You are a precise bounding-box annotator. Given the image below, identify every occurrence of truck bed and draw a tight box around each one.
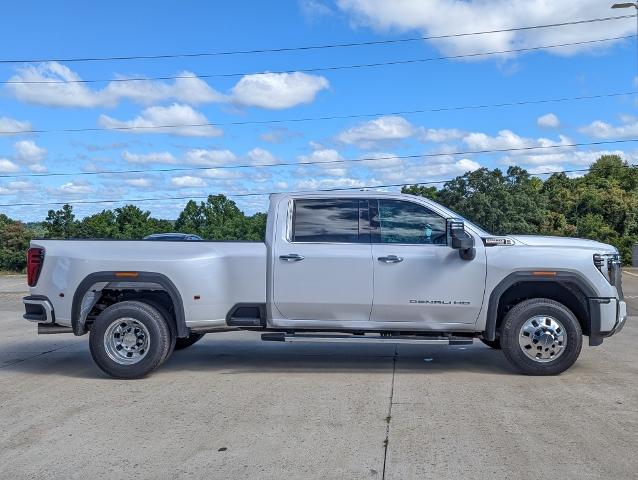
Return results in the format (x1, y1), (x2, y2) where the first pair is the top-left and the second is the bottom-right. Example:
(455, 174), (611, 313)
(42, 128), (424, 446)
(28, 240), (267, 329)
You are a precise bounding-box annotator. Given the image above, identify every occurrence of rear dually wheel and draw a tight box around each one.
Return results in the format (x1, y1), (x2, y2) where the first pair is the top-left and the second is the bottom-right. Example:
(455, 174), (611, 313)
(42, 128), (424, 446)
(89, 301), (172, 379)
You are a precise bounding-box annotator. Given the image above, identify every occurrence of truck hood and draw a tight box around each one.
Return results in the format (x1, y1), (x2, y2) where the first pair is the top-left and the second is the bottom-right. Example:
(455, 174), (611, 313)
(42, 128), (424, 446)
(508, 235), (617, 253)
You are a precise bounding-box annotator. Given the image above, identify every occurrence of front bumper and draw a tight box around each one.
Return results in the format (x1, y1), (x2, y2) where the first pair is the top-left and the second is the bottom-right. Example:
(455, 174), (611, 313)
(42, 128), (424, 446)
(588, 298), (627, 346)
(23, 295), (55, 323)
(609, 300), (627, 336)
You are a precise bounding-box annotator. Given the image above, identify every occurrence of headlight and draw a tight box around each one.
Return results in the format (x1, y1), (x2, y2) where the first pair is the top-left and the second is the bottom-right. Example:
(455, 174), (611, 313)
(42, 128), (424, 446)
(593, 253), (621, 286)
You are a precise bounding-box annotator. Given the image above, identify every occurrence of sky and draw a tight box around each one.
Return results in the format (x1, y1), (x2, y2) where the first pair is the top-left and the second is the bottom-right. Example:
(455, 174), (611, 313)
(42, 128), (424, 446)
(1, 0), (638, 221)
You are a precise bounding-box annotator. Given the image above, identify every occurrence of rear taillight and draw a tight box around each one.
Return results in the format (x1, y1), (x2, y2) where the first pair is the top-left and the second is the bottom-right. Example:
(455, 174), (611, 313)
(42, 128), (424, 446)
(27, 247), (44, 287)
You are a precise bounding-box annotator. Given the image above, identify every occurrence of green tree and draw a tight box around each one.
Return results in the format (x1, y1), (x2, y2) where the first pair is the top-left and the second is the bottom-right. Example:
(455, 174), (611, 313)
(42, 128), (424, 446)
(77, 210), (119, 238)
(0, 221), (32, 271)
(44, 204), (77, 239)
(405, 166), (548, 235)
(114, 205), (154, 239)
(174, 200), (205, 236)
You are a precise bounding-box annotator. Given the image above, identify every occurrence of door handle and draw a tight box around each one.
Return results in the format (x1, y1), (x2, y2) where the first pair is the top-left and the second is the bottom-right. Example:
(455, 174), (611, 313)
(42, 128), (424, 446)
(378, 255), (403, 264)
(279, 253), (305, 262)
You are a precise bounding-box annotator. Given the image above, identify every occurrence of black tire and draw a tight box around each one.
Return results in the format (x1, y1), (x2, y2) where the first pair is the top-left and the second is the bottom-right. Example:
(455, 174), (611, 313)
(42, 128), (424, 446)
(174, 332), (205, 350)
(139, 300), (177, 362)
(480, 337), (501, 349)
(500, 298), (582, 375)
(89, 301), (172, 379)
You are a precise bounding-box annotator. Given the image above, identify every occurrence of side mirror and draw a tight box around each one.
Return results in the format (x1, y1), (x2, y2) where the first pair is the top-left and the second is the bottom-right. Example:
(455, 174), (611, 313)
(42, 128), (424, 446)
(448, 219), (476, 261)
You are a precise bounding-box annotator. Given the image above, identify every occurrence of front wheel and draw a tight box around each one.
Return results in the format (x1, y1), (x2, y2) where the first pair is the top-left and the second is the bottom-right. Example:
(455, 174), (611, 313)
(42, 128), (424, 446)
(89, 301), (173, 379)
(500, 298), (582, 375)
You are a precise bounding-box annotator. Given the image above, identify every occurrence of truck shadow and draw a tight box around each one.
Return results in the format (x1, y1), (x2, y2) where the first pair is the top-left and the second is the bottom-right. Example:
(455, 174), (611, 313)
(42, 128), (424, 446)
(0, 336), (516, 378)
(163, 340), (516, 376)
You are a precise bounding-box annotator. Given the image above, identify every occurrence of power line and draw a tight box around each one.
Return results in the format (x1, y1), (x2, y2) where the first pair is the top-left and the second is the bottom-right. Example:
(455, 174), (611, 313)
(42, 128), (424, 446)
(4, 35), (633, 85)
(2, 164), (635, 209)
(1, 90), (635, 136)
(0, 14), (633, 64)
(2, 138), (638, 180)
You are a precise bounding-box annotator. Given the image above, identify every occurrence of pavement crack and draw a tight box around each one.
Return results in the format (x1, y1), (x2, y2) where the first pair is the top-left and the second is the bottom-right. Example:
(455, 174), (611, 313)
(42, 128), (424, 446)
(382, 345), (398, 480)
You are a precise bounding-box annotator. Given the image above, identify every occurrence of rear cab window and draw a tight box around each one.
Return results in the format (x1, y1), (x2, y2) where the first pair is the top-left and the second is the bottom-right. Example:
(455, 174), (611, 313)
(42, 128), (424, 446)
(291, 199), (369, 243)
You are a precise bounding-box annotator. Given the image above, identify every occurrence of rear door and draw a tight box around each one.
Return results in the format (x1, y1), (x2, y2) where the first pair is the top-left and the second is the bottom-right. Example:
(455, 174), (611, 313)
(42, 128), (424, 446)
(272, 198), (374, 321)
(370, 199), (486, 326)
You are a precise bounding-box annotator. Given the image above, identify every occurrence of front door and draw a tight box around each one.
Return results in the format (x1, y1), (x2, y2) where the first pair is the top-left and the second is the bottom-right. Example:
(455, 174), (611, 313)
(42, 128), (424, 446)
(272, 198), (373, 321)
(370, 199), (486, 326)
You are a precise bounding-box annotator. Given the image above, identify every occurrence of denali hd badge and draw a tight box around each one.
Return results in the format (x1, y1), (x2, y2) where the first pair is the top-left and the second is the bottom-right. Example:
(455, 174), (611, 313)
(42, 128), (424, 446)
(483, 237), (514, 246)
(410, 300), (471, 305)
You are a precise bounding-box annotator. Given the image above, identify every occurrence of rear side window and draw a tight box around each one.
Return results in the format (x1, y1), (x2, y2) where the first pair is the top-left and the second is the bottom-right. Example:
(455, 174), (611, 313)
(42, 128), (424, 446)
(376, 199), (447, 245)
(293, 199), (365, 243)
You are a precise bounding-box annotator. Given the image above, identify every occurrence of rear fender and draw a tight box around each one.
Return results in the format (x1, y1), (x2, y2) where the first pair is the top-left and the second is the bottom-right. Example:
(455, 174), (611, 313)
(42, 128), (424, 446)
(71, 271), (186, 337)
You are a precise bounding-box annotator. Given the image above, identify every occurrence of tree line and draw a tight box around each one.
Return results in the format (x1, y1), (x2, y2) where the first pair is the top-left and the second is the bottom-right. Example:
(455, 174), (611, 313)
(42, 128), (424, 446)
(0, 155), (636, 272)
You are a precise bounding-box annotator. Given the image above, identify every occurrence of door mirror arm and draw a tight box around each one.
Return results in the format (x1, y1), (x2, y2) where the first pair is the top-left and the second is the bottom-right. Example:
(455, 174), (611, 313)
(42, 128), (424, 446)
(448, 219), (476, 261)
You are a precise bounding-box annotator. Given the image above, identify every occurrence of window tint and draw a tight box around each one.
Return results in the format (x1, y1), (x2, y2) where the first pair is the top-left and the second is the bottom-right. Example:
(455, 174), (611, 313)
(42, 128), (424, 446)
(377, 200), (447, 245)
(293, 199), (362, 243)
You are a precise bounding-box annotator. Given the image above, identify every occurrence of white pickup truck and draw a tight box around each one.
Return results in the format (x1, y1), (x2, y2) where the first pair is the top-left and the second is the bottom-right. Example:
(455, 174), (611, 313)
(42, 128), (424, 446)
(23, 191), (627, 378)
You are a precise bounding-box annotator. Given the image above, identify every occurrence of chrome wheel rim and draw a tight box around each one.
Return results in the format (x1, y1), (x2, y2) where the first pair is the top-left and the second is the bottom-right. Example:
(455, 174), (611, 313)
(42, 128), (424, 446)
(104, 318), (150, 365)
(519, 315), (566, 363)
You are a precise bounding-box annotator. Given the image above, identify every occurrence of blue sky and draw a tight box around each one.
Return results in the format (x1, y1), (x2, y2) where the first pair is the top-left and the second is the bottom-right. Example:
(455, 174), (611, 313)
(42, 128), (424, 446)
(1, 0), (637, 221)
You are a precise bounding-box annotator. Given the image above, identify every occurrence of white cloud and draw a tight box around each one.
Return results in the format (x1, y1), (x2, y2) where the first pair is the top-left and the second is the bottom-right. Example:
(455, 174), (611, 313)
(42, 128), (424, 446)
(201, 169), (243, 179)
(463, 129), (572, 152)
(580, 119), (638, 139)
(103, 72), (225, 106)
(0, 117), (32, 136)
(337, 0), (634, 58)
(13, 140), (48, 171)
(380, 158), (481, 182)
(184, 149), (236, 167)
(28, 163), (48, 173)
(171, 175), (207, 188)
(298, 148), (343, 165)
(6, 62), (225, 108)
(246, 147), (279, 165)
(505, 149), (637, 168)
(299, 0), (334, 20)
(125, 178), (153, 188)
(359, 152), (405, 169)
(296, 177), (370, 190)
(59, 181), (93, 194)
(537, 113), (560, 128)
(0, 180), (37, 195)
(232, 72), (329, 109)
(421, 128), (465, 143)
(122, 151), (177, 164)
(99, 104), (222, 137)
(259, 128), (302, 144)
(14, 140), (46, 163)
(337, 115), (416, 147)
(0, 159), (20, 173)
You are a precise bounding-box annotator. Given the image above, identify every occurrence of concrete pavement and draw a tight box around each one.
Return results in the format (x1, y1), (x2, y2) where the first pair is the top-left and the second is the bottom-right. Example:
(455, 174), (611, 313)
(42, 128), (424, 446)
(1, 274), (636, 479)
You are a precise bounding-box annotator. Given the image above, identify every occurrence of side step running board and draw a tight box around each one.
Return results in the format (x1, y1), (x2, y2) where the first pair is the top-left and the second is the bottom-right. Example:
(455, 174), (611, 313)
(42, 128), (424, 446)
(261, 333), (473, 345)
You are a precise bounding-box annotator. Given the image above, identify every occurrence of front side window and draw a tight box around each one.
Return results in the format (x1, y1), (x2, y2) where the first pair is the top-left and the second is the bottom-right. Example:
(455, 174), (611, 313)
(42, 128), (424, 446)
(376, 199), (447, 245)
(292, 199), (363, 243)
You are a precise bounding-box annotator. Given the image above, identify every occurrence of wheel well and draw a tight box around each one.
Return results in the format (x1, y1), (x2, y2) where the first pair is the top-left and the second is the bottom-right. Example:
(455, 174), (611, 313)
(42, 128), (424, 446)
(494, 281), (590, 337)
(85, 288), (177, 334)
(72, 271), (187, 337)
